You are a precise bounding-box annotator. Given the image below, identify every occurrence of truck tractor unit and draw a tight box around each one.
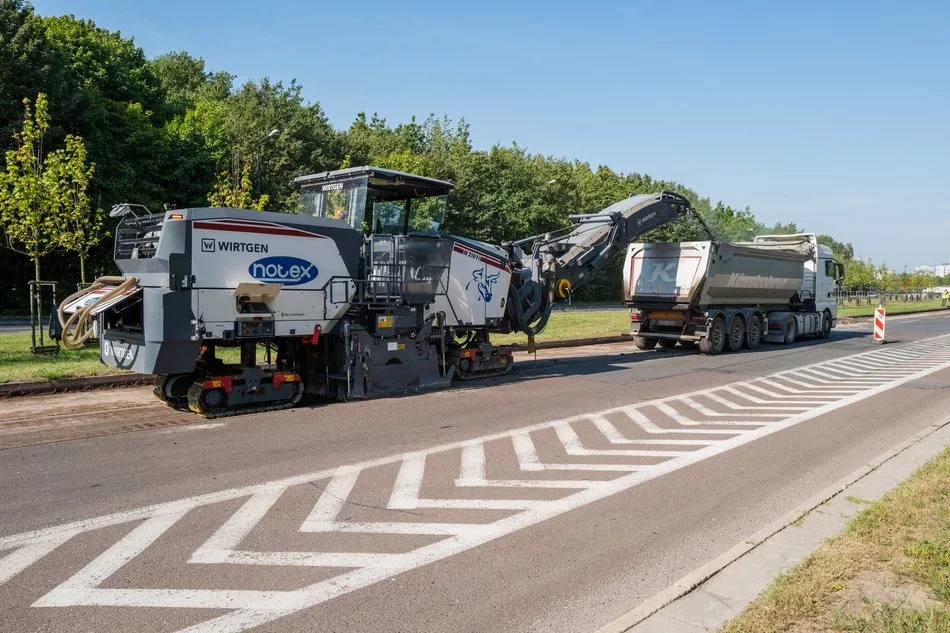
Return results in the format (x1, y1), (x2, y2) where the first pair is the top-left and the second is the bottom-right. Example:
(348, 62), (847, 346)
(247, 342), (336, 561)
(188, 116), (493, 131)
(624, 234), (844, 354)
(63, 166), (694, 417)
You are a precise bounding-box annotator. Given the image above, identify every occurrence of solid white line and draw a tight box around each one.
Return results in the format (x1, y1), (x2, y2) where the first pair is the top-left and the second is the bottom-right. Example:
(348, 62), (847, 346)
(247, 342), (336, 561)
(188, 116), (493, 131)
(739, 383), (839, 401)
(177, 343), (950, 632)
(388, 454), (426, 510)
(554, 423), (688, 457)
(621, 407), (743, 435)
(512, 432), (641, 472)
(35, 510), (189, 607)
(458, 443), (486, 482)
(655, 402), (769, 427)
(300, 521), (479, 536)
(223, 550), (405, 568)
(587, 414), (715, 446)
(702, 391), (811, 410)
(0, 532), (79, 585)
(455, 442), (601, 488)
(191, 487), (286, 564)
(9, 335), (950, 632)
(299, 467), (361, 532)
(678, 395), (797, 416)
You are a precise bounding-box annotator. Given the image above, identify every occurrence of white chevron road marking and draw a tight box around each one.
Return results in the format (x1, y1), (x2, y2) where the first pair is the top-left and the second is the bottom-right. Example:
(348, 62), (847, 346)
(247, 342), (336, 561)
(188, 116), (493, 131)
(3, 334), (950, 633)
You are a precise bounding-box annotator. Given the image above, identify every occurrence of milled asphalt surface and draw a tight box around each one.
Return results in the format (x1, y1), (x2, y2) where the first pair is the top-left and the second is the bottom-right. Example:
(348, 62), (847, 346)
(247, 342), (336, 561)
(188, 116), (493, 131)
(0, 312), (949, 633)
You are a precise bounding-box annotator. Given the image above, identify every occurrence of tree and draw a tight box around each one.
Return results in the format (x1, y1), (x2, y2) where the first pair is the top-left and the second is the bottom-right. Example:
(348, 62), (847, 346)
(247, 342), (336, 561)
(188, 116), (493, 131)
(0, 94), (62, 282)
(0, 0), (63, 147)
(878, 262), (894, 294)
(817, 234), (855, 262)
(48, 134), (104, 283)
(207, 157), (269, 210)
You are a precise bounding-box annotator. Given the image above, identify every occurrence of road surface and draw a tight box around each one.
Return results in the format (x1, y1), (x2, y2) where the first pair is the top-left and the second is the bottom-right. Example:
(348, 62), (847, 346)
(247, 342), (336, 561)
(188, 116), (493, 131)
(1, 312), (949, 633)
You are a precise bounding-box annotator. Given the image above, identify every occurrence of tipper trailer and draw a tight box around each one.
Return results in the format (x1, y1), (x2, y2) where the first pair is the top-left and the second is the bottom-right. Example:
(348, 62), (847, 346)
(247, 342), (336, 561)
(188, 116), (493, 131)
(624, 234), (844, 354)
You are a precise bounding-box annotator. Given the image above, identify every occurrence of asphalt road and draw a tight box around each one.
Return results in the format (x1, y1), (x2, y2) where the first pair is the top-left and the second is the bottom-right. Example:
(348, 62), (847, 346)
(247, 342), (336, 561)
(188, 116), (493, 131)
(2, 312), (950, 633)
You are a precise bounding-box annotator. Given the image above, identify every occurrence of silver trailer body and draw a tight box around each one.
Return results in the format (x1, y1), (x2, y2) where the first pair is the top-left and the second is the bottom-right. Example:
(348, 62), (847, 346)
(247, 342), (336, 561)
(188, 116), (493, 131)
(624, 234), (841, 355)
(623, 239), (812, 308)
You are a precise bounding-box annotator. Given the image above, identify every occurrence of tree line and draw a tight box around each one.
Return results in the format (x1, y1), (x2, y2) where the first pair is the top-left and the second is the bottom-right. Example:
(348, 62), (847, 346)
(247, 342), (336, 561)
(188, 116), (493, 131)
(1, 0), (898, 313)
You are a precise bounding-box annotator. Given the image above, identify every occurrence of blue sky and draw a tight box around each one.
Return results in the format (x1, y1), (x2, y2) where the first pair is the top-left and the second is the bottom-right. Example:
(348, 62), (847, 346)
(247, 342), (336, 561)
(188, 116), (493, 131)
(35, 1), (950, 268)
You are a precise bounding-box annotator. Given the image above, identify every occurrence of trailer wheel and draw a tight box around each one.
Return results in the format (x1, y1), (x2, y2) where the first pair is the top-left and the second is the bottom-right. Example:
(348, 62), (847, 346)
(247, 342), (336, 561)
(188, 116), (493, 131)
(783, 317), (798, 345)
(745, 315), (763, 350)
(658, 338), (678, 349)
(699, 317), (726, 355)
(727, 316), (745, 352)
(817, 310), (832, 339)
(633, 336), (658, 350)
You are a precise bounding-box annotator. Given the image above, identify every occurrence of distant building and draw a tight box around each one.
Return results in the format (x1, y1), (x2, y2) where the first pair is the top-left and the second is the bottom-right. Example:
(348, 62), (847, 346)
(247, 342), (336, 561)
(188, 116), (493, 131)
(936, 264), (950, 277)
(915, 265), (936, 274)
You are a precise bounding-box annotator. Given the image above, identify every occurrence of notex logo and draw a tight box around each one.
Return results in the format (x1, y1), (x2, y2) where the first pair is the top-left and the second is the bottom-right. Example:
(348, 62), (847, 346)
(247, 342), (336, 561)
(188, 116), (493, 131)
(248, 256), (317, 286)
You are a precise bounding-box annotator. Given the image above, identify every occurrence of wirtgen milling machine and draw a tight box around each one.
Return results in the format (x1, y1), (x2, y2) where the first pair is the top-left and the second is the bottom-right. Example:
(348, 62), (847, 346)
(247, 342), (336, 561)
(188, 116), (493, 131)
(61, 167), (691, 416)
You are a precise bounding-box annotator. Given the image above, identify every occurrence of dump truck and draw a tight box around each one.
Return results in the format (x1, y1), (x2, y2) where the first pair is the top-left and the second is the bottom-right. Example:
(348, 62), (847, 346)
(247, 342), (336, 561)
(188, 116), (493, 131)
(623, 234), (843, 354)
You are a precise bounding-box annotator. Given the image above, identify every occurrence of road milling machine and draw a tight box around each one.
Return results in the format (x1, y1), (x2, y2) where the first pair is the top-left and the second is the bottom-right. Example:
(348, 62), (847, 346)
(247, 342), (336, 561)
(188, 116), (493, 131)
(60, 167), (692, 417)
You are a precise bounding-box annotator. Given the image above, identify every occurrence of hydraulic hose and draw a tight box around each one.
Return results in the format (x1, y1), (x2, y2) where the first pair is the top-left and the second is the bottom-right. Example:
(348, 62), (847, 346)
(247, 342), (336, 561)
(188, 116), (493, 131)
(57, 276), (139, 350)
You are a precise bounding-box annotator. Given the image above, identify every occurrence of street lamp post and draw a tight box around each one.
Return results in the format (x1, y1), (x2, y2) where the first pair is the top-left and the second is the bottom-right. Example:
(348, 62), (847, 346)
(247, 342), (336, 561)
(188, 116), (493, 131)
(256, 128), (280, 203)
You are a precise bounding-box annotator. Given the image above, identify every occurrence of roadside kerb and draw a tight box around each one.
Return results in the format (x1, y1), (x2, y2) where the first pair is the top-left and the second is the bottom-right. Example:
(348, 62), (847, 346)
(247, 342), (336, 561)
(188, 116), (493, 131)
(594, 416), (950, 633)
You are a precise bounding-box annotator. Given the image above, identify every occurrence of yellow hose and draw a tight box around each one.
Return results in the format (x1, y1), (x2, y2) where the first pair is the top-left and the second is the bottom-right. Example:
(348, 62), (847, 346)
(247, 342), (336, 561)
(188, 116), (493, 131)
(58, 276), (139, 350)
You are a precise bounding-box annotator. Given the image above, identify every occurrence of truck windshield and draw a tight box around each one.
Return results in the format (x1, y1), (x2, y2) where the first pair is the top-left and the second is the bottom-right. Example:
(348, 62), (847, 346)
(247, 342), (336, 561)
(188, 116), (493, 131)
(299, 175), (368, 230)
(372, 195), (447, 235)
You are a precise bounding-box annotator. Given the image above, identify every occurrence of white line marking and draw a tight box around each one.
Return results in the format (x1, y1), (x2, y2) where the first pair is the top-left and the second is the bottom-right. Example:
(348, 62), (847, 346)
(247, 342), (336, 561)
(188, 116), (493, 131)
(35, 510), (190, 608)
(554, 423), (688, 457)
(5, 335), (950, 632)
(587, 414), (715, 446)
(299, 467), (361, 531)
(0, 532), (79, 585)
(190, 487), (286, 564)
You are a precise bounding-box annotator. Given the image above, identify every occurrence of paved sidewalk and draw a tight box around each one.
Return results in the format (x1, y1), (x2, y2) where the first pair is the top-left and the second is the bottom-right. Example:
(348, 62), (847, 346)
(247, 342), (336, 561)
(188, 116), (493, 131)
(597, 418), (950, 633)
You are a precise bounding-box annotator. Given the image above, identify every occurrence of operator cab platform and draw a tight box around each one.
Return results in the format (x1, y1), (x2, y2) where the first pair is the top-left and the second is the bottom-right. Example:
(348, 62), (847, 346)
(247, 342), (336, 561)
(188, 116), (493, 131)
(296, 166), (456, 305)
(295, 166), (454, 235)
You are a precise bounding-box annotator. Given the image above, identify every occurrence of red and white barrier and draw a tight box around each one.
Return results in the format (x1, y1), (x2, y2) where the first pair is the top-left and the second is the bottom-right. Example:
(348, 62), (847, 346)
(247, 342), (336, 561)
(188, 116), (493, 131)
(873, 306), (886, 343)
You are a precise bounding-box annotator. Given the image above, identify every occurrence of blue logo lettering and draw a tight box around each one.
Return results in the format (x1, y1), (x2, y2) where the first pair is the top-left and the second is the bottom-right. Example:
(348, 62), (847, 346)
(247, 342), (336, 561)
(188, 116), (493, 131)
(248, 256), (318, 286)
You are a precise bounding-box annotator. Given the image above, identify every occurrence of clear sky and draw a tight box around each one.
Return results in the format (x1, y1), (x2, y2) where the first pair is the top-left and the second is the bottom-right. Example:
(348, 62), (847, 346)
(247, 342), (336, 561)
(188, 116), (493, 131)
(34, 0), (950, 268)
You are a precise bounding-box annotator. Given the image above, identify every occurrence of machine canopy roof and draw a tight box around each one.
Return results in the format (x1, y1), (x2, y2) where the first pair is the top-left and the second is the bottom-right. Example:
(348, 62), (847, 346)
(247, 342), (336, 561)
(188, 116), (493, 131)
(294, 166), (455, 201)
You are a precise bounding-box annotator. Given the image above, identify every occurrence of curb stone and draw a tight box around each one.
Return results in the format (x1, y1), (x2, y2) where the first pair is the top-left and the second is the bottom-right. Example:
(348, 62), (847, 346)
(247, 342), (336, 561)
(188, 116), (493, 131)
(0, 373), (156, 397)
(594, 417), (950, 633)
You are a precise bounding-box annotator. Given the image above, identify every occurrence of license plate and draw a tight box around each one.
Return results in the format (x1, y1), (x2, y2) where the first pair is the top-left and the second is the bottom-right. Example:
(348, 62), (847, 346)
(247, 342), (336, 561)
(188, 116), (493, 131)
(656, 319), (681, 326)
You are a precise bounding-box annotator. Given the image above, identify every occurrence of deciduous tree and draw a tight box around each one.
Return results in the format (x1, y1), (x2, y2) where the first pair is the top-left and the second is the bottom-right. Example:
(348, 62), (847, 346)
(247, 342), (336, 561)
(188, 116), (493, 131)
(0, 94), (61, 282)
(48, 134), (104, 283)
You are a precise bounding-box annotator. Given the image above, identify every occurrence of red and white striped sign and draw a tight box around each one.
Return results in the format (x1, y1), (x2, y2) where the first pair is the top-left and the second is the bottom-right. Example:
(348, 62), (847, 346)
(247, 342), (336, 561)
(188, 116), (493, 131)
(873, 306), (886, 343)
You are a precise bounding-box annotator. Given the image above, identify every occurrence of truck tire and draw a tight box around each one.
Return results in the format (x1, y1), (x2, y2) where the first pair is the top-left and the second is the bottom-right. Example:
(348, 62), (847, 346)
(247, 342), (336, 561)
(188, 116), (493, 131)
(633, 336), (658, 350)
(727, 316), (745, 352)
(783, 317), (798, 345)
(817, 310), (832, 339)
(658, 338), (678, 349)
(699, 317), (726, 355)
(745, 314), (763, 350)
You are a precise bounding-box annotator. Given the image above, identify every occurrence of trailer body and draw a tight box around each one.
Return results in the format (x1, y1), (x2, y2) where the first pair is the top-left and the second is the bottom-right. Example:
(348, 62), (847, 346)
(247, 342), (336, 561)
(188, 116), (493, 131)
(623, 234), (842, 354)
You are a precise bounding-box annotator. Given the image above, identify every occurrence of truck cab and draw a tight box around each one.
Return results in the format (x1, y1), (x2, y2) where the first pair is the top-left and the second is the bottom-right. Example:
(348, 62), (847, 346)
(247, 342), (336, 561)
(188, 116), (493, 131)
(753, 234), (843, 328)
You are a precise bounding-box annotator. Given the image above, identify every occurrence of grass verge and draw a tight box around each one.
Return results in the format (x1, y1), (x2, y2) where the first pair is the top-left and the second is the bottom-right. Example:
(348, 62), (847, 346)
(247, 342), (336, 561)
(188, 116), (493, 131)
(0, 332), (128, 383)
(490, 309), (631, 346)
(838, 299), (946, 318)
(720, 446), (950, 633)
